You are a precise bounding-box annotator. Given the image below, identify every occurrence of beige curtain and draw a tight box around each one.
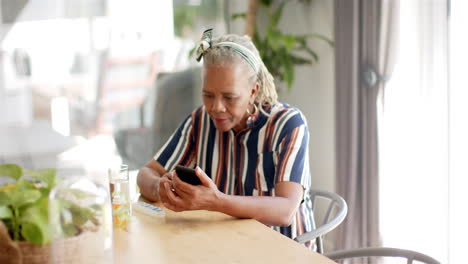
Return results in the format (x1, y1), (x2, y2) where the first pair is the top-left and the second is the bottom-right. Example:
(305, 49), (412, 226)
(334, 0), (399, 256)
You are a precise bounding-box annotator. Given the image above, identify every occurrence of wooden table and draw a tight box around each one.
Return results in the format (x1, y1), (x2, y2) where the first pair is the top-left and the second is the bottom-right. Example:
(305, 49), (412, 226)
(113, 203), (336, 264)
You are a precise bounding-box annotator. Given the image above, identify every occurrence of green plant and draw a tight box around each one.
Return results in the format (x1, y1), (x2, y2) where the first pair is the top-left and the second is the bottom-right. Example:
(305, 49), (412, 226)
(173, 0), (224, 37)
(233, 0), (334, 90)
(0, 164), (100, 245)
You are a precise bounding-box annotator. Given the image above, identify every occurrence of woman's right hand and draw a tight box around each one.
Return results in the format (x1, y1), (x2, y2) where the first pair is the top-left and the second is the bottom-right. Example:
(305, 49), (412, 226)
(138, 160), (171, 202)
(158, 171), (175, 205)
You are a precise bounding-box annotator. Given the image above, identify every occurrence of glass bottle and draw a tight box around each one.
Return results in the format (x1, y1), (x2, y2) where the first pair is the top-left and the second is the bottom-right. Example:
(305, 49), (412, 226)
(108, 164), (132, 230)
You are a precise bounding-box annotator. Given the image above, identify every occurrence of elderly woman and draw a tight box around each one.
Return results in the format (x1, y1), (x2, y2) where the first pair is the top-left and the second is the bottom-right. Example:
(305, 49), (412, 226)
(137, 29), (314, 244)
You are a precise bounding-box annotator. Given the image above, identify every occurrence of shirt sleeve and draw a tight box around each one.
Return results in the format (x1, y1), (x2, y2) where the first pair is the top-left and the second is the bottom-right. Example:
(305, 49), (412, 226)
(274, 112), (311, 189)
(153, 112), (196, 171)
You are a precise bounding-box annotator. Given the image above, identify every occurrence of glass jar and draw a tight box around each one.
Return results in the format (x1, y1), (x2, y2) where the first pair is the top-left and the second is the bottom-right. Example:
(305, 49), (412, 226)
(49, 175), (113, 264)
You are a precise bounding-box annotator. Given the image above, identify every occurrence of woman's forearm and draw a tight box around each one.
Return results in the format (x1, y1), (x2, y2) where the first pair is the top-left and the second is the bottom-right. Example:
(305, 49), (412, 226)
(137, 166), (161, 202)
(157, 167), (303, 227)
(213, 193), (298, 227)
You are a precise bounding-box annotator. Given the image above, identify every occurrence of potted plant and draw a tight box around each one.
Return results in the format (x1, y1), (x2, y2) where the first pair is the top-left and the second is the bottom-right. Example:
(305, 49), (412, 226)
(234, 0), (334, 90)
(0, 163), (111, 264)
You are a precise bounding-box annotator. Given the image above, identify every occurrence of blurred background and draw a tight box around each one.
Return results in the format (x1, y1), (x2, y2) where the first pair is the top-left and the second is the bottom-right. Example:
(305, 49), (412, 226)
(0, 0), (227, 172)
(0, 0), (466, 263)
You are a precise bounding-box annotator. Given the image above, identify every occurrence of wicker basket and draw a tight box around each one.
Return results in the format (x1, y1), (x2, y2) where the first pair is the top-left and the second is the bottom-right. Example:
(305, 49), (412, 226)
(16, 241), (50, 264)
(1, 230), (110, 264)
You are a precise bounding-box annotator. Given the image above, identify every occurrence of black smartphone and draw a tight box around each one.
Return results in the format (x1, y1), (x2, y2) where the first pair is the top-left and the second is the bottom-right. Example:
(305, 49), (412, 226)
(175, 165), (202, 185)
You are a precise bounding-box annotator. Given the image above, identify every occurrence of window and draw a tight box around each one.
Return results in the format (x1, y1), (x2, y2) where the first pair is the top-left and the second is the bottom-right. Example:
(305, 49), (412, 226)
(379, 0), (468, 263)
(0, 0), (226, 176)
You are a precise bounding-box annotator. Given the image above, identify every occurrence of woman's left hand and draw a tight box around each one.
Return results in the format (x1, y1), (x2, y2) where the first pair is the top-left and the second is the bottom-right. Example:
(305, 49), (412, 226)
(162, 167), (222, 212)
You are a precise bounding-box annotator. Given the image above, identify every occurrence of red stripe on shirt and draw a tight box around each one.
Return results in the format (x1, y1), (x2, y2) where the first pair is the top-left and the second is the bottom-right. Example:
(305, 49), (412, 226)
(278, 127), (299, 182)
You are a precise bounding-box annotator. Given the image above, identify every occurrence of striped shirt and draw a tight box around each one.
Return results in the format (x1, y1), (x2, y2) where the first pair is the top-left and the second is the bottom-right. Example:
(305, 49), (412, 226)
(154, 103), (315, 243)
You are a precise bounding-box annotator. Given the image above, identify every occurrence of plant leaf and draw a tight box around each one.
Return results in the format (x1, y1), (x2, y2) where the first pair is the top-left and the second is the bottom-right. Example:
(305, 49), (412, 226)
(69, 188), (94, 199)
(282, 35), (296, 51)
(231, 12), (246, 21)
(304, 33), (335, 47)
(0, 191), (11, 206)
(270, 2), (286, 29)
(35, 168), (57, 190)
(15, 179), (35, 192)
(247, 0), (327, 90)
(90, 204), (102, 211)
(303, 45), (319, 62)
(0, 164), (23, 181)
(20, 199), (50, 244)
(90, 215), (100, 226)
(0, 205), (12, 219)
(290, 54), (313, 65)
(283, 55), (294, 90)
(11, 189), (41, 208)
(62, 223), (79, 238)
(261, 0), (273, 7)
(253, 31), (263, 53)
(69, 204), (93, 227)
(21, 222), (47, 245)
(266, 29), (281, 50)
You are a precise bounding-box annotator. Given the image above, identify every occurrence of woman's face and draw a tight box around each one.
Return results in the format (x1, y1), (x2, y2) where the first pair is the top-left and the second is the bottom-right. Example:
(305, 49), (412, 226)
(202, 65), (258, 132)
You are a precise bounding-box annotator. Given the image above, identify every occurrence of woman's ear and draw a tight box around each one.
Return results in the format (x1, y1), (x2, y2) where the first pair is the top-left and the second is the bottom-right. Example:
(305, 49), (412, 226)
(250, 83), (259, 103)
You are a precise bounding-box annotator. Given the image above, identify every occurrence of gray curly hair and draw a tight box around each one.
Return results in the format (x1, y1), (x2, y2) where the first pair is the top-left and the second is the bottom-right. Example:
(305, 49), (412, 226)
(201, 34), (278, 111)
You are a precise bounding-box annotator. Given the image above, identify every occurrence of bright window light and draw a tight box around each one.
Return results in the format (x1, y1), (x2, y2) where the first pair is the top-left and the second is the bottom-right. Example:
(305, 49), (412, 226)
(448, 0), (468, 263)
(379, 0), (449, 262)
(51, 96), (70, 136)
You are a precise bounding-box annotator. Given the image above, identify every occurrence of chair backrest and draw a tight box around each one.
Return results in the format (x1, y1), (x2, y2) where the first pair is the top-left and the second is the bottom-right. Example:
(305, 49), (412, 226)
(294, 189), (348, 254)
(112, 67), (202, 169)
(325, 247), (441, 264)
(151, 67), (202, 153)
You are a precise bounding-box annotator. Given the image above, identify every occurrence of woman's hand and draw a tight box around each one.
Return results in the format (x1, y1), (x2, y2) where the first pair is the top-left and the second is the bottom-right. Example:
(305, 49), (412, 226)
(137, 160), (169, 202)
(162, 167), (221, 212)
(158, 171), (176, 206)
(160, 166), (303, 227)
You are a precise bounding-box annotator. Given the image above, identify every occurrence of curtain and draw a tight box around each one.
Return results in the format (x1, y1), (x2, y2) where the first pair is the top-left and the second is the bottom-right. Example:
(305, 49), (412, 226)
(378, 0), (448, 262)
(449, 1), (468, 263)
(334, 0), (399, 254)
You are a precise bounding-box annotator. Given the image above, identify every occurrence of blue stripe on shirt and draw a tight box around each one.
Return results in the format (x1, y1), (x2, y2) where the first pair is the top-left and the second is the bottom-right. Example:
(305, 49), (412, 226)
(157, 115), (191, 167)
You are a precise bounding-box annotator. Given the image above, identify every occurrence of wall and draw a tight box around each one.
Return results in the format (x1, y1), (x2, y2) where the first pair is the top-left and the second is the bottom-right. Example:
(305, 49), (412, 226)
(228, 0), (336, 193)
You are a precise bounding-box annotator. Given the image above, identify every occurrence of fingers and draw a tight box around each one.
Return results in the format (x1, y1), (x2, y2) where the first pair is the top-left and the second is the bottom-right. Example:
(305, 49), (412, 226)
(163, 201), (184, 212)
(162, 171), (174, 181)
(159, 170), (194, 212)
(158, 180), (169, 204)
(195, 167), (214, 187)
(164, 182), (185, 208)
(163, 167), (217, 212)
(158, 175), (174, 204)
(160, 182), (184, 212)
(173, 174), (195, 195)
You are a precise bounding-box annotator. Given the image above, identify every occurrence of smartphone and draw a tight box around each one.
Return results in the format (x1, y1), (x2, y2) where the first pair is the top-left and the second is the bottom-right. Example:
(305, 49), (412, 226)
(175, 165), (202, 185)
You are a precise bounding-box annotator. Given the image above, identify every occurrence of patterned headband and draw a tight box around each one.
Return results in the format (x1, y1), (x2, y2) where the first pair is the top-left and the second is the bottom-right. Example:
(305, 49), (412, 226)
(195, 28), (261, 73)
